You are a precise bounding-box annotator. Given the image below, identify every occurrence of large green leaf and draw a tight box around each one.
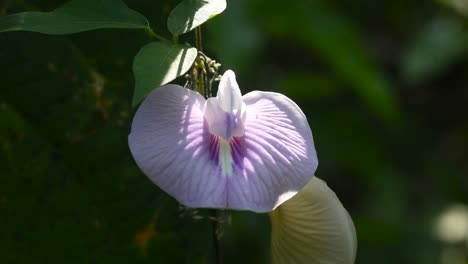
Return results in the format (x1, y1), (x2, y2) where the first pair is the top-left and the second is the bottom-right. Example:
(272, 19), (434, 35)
(132, 42), (198, 106)
(0, 0), (149, 34)
(167, 0), (226, 36)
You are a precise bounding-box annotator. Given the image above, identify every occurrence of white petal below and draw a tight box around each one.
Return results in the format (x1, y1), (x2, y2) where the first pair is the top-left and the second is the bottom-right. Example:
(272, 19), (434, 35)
(270, 176), (357, 264)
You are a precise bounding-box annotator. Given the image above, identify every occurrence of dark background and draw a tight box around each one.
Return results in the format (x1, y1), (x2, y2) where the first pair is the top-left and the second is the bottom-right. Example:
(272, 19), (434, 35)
(1, 0), (467, 263)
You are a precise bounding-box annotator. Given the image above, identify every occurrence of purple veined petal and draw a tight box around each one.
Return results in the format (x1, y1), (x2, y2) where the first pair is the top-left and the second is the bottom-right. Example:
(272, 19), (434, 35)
(270, 176), (357, 264)
(225, 91), (318, 212)
(128, 85), (228, 208)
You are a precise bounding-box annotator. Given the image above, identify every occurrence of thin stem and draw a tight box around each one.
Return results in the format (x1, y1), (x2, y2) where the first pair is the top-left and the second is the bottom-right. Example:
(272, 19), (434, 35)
(173, 35), (179, 45)
(210, 209), (222, 264)
(195, 26), (203, 51)
(195, 26), (205, 97)
(203, 66), (210, 97)
(195, 61), (205, 97)
(145, 27), (170, 43)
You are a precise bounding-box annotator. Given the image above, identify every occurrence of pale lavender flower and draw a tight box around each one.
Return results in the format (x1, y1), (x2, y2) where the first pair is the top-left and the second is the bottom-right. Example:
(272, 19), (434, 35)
(128, 70), (317, 212)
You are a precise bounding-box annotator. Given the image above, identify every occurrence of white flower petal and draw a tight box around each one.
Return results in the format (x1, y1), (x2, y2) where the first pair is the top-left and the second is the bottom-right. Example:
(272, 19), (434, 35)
(217, 69), (243, 112)
(204, 70), (246, 141)
(270, 176), (357, 264)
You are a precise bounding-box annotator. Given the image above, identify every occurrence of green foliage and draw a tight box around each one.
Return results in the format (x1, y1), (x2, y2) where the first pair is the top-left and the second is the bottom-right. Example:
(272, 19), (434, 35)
(256, 1), (399, 121)
(0, 30), (212, 264)
(1, 0), (468, 263)
(0, 0), (229, 106)
(132, 42), (197, 106)
(0, 0), (149, 34)
(280, 73), (338, 100)
(167, 0), (226, 36)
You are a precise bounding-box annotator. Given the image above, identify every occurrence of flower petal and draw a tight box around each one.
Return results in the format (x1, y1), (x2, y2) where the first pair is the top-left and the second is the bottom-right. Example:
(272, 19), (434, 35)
(129, 85), (318, 212)
(204, 97), (228, 139)
(270, 176), (357, 264)
(225, 91), (318, 212)
(204, 70), (247, 141)
(128, 85), (228, 208)
(217, 70), (243, 112)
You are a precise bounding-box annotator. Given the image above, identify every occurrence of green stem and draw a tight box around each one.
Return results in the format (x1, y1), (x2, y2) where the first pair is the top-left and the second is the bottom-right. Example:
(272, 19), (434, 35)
(210, 209), (222, 264)
(145, 27), (170, 43)
(195, 27), (205, 97)
(195, 63), (205, 96)
(173, 35), (179, 45)
(195, 27), (203, 52)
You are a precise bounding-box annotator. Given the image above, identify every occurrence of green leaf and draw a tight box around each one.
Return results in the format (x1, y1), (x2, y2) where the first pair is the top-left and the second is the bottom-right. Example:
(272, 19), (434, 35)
(0, 0), (149, 34)
(132, 42), (197, 106)
(167, 0), (226, 36)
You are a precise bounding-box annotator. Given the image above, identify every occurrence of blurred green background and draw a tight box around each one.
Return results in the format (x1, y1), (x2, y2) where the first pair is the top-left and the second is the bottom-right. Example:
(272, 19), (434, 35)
(1, 0), (468, 263)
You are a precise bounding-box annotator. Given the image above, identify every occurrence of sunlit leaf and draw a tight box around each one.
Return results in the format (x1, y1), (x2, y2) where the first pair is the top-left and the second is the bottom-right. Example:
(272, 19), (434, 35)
(0, 0), (149, 34)
(167, 0), (226, 36)
(437, 0), (468, 17)
(132, 42), (197, 106)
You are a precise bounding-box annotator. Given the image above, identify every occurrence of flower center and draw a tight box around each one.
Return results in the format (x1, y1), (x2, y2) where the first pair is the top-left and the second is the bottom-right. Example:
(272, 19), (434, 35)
(204, 70), (246, 141)
(208, 135), (244, 177)
(203, 70), (248, 176)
